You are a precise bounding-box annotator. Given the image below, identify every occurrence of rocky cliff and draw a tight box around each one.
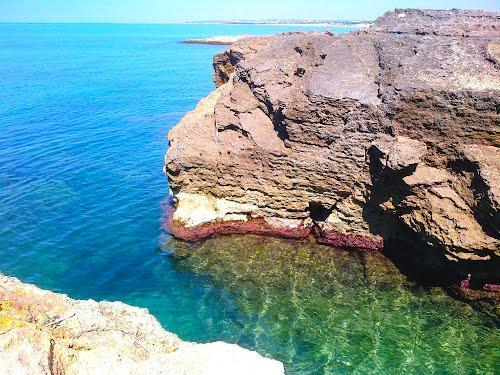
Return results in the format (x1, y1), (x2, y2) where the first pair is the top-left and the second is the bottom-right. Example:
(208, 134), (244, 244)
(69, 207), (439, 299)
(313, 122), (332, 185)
(165, 9), (499, 286)
(0, 274), (284, 375)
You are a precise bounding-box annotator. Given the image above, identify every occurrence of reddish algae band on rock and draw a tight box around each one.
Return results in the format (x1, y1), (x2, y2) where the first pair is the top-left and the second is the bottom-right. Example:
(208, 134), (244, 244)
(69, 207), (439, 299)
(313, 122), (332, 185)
(163, 205), (383, 251)
(313, 226), (384, 251)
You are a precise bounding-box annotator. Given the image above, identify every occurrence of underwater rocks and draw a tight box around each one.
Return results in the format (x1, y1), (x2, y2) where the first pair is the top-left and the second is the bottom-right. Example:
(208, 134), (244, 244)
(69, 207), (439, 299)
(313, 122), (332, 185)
(164, 9), (499, 283)
(0, 274), (284, 375)
(169, 234), (499, 370)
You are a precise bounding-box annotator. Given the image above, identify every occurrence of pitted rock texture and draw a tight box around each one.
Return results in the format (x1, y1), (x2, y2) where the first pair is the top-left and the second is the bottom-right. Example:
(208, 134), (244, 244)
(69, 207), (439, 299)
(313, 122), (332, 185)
(165, 9), (499, 277)
(0, 274), (284, 375)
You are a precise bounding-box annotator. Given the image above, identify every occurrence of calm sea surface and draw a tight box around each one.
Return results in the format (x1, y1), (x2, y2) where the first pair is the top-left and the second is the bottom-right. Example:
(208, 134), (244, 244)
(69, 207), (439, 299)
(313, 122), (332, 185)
(0, 23), (498, 374)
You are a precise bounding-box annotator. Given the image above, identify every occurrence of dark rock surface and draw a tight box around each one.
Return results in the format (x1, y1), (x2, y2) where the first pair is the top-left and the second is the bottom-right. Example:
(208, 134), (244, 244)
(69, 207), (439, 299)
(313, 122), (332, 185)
(165, 9), (499, 285)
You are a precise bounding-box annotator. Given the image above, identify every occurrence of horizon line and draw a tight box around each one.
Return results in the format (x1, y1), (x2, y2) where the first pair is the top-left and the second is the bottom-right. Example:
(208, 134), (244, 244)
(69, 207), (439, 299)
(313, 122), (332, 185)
(0, 19), (374, 25)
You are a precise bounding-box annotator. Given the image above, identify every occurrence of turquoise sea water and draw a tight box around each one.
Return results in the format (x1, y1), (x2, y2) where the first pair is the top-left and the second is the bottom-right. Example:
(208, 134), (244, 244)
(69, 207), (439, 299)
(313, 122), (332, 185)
(0, 23), (498, 374)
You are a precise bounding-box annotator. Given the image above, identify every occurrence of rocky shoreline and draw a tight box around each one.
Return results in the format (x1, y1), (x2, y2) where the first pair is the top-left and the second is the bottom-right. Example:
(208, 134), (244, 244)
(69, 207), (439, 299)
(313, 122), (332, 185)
(0, 274), (284, 374)
(165, 9), (499, 290)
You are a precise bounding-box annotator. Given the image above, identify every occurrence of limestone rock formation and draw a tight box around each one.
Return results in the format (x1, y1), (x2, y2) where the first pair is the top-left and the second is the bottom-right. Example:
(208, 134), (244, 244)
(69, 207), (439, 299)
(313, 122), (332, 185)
(165, 9), (499, 284)
(0, 274), (284, 375)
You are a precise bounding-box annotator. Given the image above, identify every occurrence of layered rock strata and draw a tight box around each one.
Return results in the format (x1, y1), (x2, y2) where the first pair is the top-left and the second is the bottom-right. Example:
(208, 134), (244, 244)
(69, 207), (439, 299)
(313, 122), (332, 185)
(165, 9), (499, 284)
(0, 274), (284, 375)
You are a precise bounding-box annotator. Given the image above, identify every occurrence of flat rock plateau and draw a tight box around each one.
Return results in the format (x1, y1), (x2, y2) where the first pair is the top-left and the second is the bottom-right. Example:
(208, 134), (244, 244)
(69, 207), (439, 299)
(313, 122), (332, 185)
(0, 274), (284, 375)
(165, 8), (500, 291)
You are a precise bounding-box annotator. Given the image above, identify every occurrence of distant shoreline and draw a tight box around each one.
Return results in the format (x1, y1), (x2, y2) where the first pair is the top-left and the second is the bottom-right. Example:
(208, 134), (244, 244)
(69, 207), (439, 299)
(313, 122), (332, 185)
(182, 21), (370, 45)
(184, 20), (372, 28)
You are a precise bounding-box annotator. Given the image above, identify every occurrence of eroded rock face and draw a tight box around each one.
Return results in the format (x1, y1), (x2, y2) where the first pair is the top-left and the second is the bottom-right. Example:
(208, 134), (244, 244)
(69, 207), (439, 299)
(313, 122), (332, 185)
(0, 274), (284, 375)
(165, 9), (499, 282)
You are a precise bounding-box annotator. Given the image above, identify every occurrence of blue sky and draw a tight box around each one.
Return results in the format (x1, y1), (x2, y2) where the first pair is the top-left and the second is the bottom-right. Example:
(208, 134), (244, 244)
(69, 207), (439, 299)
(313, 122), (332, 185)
(0, 0), (498, 22)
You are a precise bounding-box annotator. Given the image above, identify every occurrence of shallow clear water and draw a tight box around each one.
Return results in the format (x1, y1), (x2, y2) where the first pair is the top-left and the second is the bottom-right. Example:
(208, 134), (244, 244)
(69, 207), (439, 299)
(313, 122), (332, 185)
(171, 235), (499, 374)
(0, 23), (498, 374)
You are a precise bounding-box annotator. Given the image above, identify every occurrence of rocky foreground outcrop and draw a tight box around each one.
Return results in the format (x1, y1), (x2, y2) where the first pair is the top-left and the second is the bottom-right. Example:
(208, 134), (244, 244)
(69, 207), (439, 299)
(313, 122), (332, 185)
(165, 9), (499, 285)
(0, 274), (284, 375)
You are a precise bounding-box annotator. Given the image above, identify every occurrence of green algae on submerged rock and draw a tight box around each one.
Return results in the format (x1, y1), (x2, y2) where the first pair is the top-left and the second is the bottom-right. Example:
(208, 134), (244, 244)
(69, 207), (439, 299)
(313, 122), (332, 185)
(168, 235), (500, 374)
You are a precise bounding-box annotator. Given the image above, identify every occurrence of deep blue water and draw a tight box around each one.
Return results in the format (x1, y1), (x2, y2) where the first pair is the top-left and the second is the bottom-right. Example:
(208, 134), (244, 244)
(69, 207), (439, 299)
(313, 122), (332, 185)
(0, 23), (498, 375)
(0, 22), (350, 295)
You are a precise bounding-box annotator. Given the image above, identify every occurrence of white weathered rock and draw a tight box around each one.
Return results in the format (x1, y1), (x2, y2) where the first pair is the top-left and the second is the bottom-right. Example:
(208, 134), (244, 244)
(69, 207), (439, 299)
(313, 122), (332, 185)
(172, 192), (258, 227)
(0, 274), (285, 375)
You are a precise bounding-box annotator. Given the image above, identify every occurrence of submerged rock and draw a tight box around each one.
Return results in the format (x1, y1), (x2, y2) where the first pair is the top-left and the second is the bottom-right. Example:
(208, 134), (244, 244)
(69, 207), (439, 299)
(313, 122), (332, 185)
(164, 9), (499, 284)
(167, 234), (499, 373)
(0, 274), (284, 375)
